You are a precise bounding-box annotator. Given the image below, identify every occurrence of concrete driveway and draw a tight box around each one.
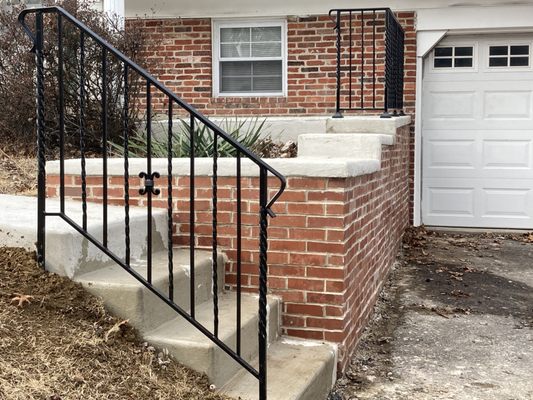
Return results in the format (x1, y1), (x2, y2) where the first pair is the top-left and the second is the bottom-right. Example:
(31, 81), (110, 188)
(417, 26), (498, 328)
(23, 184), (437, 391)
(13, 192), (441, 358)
(330, 228), (533, 400)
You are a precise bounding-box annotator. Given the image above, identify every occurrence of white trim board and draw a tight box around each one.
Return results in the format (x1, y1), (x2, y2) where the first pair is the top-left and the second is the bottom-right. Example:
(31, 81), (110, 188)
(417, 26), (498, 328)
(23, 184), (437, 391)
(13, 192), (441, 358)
(416, 5), (533, 32)
(125, 1), (533, 19)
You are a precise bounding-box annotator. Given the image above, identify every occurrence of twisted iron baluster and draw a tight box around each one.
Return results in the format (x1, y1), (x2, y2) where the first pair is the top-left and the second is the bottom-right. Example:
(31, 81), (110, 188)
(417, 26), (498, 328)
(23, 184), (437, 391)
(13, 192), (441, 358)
(57, 14), (65, 214)
(258, 167), (269, 400)
(212, 132), (219, 338)
(397, 24), (405, 114)
(167, 100), (174, 301)
(360, 10), (364, 110)
(146, 81), (153, 284)
(123, 64), (131, 266)
(79, 31), (87, 231)
(348, 11), (352, 109)
(333, 10), (343, 118)
(189, 114), (196, 318)
(35, 12), (46, 268)
(372, 10), (376, 109)
(102, 47), (108, 248)
(236, 151), (242, 356)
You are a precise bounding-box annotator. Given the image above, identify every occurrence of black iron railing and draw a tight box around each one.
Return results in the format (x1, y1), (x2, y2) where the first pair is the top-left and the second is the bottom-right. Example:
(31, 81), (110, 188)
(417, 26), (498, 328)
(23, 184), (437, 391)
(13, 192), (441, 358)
(19, 7), (285, 400)
(329, 8), (405, 118)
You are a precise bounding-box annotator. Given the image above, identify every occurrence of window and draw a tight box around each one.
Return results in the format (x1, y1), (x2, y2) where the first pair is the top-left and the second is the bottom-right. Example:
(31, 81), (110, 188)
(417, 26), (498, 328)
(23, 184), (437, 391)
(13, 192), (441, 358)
(213, 20), (286, 96)
(433, 46), (474, 69)
(489, 45), (530, 68)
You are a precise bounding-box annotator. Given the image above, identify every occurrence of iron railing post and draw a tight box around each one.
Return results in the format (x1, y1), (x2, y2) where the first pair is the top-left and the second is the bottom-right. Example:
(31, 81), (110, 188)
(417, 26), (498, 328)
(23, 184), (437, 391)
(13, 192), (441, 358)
(333, 10), (343, 118)
(35, 11), (46, 268)
(330, 8), (404, 118)
(258, 167), (269, 400)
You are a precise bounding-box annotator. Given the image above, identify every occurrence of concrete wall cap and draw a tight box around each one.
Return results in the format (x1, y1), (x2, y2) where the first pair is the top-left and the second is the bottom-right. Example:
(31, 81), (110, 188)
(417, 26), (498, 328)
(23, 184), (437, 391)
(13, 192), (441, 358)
(47, 157), (381, 178)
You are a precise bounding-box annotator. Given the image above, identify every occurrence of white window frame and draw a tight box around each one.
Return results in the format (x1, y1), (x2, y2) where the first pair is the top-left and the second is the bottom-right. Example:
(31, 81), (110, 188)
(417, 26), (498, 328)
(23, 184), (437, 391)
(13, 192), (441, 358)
(212, 18), (288, 97)
(486, 41), (532, 71)
(431, 43), (478, 73)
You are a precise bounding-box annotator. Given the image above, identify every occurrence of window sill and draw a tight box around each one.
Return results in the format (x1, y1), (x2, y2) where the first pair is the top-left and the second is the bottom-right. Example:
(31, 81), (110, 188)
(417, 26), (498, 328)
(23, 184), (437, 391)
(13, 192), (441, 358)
(214, 93), (287, 98)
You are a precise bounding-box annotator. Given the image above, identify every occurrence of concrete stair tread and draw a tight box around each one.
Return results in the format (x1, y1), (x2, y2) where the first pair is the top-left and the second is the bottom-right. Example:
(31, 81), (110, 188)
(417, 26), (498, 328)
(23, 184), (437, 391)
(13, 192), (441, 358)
(74, 248), (226, 334)
(144, 293), (280, 387)
(221, 338), (337, 400)
(75, 248), (215, 287)
(0, 195), (168, 277)
(145, 293), (279, 346)
(0, 194), (166, 232)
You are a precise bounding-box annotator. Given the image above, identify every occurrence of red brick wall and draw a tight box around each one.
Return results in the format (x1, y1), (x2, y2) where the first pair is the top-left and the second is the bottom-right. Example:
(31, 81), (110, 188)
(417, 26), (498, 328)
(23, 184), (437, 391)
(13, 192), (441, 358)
(128, 10), (418, 221)
(47, 123), (410, 369)
(127, 12), (416, 118)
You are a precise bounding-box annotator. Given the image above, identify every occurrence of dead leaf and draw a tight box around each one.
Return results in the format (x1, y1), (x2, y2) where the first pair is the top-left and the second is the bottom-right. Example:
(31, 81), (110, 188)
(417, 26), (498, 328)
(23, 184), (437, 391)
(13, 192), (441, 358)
(104, 319), (129, 342)
(10, 293), (33, 307)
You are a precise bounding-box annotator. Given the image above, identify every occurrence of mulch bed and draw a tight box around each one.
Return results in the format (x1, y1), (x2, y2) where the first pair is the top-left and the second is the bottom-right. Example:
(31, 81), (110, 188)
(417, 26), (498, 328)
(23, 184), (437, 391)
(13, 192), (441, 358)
(0, 247), (230, 400)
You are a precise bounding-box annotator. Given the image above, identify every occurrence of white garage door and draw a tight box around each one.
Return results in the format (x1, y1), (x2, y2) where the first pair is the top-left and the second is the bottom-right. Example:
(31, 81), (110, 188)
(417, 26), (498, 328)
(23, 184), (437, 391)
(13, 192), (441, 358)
(422, 34), (533, 229)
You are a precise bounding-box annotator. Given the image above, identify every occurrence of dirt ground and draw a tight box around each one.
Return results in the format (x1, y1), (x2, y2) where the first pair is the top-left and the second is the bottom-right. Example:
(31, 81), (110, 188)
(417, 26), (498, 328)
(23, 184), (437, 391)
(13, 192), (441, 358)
(330, 228), (533, 400)
(0, 247), (230, 400)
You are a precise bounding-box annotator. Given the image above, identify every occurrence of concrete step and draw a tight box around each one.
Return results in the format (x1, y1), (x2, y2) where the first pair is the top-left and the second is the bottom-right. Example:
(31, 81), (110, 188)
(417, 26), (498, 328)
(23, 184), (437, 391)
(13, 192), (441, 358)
(0, 195), (168, 278)
(323, 132), (396, 145)
(145, 293), (281, 388)
(326, 115), (410, 134)
(75, 248), (225, 332)
(298, 134), (383, 160)
(221, 338), (337, 400)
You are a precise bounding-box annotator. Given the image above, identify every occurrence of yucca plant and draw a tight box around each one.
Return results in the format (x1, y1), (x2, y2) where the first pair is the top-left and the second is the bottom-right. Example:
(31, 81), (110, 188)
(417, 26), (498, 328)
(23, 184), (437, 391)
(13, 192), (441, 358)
(110, 117), (270, 158)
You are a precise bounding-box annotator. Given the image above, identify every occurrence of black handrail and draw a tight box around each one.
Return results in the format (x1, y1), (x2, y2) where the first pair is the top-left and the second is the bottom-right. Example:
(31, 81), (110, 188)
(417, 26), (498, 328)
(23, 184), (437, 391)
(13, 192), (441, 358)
(19, 6), (286, 400)
(329, 8), (405, 118)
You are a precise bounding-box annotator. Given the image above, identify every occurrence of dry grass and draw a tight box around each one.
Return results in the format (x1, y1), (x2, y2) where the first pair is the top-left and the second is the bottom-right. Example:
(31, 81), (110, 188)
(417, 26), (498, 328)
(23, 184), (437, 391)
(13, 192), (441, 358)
(0, 247), (231, 400)
(0, 149), (36, 196)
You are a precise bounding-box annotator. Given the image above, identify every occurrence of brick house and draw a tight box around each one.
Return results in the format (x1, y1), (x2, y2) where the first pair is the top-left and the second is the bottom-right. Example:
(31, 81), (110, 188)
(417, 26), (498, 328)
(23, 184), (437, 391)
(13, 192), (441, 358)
(91, 0), (533, 232)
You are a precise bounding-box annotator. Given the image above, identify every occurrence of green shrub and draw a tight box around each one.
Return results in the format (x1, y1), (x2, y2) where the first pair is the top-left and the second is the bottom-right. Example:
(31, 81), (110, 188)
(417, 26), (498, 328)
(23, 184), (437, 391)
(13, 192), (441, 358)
(110, 117), (270, 158)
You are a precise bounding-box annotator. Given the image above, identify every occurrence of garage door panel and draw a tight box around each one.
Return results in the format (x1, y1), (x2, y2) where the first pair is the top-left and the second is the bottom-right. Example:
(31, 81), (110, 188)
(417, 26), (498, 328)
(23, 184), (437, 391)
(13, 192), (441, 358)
(481, 188), (531, 218)
(422, 33), (533, 228)
(424, 130), (533, 179)
(484, 90), (533, 120)
(425, 186), (475, 217)
(426, 90), (477, 120)
(423, 179), (533, 228)
(426, 139), (476, 169)
(482, 140), (532, 169)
